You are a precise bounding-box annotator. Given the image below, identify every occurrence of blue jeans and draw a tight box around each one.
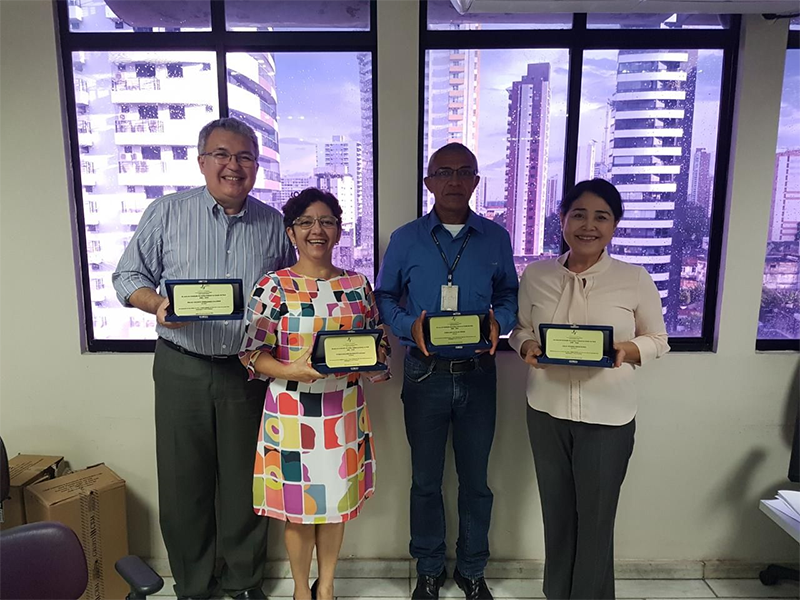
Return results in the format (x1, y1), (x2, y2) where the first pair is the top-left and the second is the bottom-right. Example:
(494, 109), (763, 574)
(401, 351), (497, 579)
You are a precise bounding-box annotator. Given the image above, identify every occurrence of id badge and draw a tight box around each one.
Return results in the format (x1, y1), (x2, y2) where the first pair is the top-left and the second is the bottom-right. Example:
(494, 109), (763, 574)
(440, 284), (459, 311)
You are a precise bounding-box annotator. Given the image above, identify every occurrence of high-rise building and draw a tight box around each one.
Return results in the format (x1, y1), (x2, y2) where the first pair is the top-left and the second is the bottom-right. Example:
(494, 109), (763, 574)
(313, 171), (357, 232)
(609, 50), (698, 328)
(545, 175), (560, 217)
(74, 9), (280, 339)
(770, 150), (800, 242)
(278, 174), (313, 204)
(423, 36), (480, 213)
(316, 135), (363, 220)
(596, 101), (615, 179)
(503, 62), (551, 256)
(691, 148), (712, 214)
(356, 52), (374, 274)
(576, 143), (597, 183)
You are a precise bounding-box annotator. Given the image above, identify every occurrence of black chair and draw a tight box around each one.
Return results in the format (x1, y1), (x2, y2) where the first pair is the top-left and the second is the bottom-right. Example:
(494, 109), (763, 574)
(0, 437), (164, 600)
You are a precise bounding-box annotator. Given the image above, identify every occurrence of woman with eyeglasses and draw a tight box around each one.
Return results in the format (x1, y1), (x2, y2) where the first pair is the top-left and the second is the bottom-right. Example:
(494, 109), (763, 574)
(239, 188), (389, 600)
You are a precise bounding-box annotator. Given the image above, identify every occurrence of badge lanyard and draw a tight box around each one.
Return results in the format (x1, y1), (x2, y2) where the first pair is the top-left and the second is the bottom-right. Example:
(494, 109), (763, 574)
(431, 229), (471, 311)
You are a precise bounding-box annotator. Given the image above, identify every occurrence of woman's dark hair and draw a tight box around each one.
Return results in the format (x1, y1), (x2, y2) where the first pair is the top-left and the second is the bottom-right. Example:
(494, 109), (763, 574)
(282, 187), (343, 229)
(560, 178), (624, 222)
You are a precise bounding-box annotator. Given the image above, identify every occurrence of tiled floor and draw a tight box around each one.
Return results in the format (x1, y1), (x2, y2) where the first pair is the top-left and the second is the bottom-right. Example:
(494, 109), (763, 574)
(152, 576), (800, 599)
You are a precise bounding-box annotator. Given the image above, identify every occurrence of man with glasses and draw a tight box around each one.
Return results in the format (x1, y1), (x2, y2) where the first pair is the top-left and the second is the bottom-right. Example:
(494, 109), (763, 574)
(113, 118), (294, 600)
(375, 143), (518, 600)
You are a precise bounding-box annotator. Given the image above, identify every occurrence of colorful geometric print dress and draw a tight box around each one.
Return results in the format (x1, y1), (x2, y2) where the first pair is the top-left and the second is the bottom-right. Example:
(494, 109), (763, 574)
(240, 268), (378, 524)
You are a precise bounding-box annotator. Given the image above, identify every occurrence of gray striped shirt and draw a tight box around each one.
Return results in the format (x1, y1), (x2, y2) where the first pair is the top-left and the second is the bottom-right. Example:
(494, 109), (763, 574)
(112, 186), (295, 355)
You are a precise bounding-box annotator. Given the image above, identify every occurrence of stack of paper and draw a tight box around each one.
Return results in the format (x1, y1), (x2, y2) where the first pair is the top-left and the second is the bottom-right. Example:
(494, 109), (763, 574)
(771, 490), (800, 523)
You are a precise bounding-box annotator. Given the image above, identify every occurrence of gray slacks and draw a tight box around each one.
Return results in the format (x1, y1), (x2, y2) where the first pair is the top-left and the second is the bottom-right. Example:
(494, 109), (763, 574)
(527, 406), (635, 600)
(153, 339), (269, 598)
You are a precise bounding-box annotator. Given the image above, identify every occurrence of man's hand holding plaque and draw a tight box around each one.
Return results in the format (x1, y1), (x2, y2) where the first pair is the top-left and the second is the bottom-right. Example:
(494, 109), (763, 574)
(424, 311), (492, 352)
(164, 279), (244, 322)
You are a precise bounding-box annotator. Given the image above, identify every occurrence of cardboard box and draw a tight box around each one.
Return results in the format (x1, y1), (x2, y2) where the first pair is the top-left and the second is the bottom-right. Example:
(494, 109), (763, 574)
(0, 454), (64, 530)
(25, 464), (130, 600)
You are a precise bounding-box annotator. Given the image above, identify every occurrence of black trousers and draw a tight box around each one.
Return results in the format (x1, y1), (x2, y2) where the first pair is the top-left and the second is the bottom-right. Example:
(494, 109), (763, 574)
(527, 406), (635, 600)
(153, 339), (269, 598)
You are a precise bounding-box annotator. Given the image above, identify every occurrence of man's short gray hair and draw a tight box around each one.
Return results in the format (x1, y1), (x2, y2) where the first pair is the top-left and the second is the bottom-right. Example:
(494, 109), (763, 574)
(197, 118), (260, 159)
(427, 142), (478, 176)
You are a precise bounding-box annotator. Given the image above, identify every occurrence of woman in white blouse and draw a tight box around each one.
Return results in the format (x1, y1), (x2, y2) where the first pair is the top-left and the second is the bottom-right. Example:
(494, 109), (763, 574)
(509, 179), (669, 600)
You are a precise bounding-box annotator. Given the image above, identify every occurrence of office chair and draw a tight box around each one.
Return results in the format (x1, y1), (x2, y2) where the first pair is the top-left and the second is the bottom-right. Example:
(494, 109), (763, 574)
(0, 437), (164, 599)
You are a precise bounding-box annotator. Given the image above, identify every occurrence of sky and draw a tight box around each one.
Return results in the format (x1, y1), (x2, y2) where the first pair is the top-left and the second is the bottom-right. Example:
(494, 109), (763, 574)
(777, 49), (800, 152)
(270, 52), (367, 175)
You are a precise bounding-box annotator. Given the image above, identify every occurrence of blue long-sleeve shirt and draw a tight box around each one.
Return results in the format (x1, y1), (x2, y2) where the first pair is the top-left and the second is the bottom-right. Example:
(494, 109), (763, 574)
(375, 209), (518, 358)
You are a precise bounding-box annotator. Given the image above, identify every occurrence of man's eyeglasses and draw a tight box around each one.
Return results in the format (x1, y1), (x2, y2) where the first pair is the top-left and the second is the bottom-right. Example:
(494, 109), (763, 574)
(428, 167), (478, 180)
(200, 150), (257, 166)
(293, 216), (340, 229)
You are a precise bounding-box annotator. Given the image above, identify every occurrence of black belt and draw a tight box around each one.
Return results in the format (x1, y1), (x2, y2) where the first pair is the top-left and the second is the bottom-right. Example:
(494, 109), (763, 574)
(159, 338), (240, 363)
(408, 346), (494, 374)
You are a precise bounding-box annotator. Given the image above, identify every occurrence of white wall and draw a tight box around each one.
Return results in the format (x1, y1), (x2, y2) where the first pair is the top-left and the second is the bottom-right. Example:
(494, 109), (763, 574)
(1, 0), (798, 564)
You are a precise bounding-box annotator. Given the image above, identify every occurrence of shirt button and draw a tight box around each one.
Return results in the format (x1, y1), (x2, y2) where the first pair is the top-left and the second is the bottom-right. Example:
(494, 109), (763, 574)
(224, 321), (229, 326)
(227, 250), (231, 254)
(226, 273), (231, 277)
(222, 344), (227, 349)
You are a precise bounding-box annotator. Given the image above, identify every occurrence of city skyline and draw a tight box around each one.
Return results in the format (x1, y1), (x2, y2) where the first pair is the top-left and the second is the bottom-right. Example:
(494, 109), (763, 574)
(71, 7), (375, 340)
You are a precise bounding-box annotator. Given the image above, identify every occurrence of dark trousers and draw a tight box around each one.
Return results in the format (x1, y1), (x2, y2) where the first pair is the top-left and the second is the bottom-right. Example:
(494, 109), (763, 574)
(153, 339), (269, 598)
(401, 352), (497, 579)
(527, 406), (635, 600)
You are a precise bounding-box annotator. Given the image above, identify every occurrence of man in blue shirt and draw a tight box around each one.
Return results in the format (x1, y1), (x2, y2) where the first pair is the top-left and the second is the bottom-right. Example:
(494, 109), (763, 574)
(375, 143), (518, 600)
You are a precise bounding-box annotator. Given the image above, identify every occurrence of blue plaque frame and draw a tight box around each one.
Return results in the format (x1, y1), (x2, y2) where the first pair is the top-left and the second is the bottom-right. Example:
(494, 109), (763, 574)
(164, 278), (245, 322)
(424, 311), (492, 351)
(538, 323), (615, 368)
(311, 329), (388, 374)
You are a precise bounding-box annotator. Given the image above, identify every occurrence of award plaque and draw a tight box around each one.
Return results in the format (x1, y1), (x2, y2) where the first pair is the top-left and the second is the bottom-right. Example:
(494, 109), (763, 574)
(538, 324), (614, 368)
(311, 329), (388, 374)
(425, 311), (491, 351)
(164, 279), (245, 322)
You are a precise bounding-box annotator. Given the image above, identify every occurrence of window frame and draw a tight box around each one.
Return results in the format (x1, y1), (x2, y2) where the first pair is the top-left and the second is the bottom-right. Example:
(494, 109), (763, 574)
(55, 0), (379, 353)
(418, 6), (741, 352)
(756, 24), (800, 352)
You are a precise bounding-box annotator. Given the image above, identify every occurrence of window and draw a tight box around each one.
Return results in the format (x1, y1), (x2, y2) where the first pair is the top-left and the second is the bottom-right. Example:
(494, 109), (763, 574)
(757, 26), (800, 350)
(422, 48), (569, 262)
(69, 0), (211, 32)
(168, 104), (185, 120)
(141, 146), (161, 160)
(135, 63), (155, 78)
(138, 104), (158, 120)
(166, 63), (184, 78)
(173, 146), (188, 160)
(145, 186), (164, 199)
(58, 0), (377, 351)
(421, 10), (739, 350)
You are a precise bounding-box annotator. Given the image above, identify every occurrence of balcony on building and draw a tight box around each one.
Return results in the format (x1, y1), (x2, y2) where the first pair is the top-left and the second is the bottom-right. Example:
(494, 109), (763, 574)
(74, 78), (90, 105)
(117, 160), (203, 188)
(616, 109), (685, 121)
(617, 218), (675, 229)
(110, 74), (215, 105)
(77, 119), (93, 147)
(68, 0), (83, 24)
(114, 117), (198, 146)
(83, 200), (100, 226)
(81, 160), (96, 186)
